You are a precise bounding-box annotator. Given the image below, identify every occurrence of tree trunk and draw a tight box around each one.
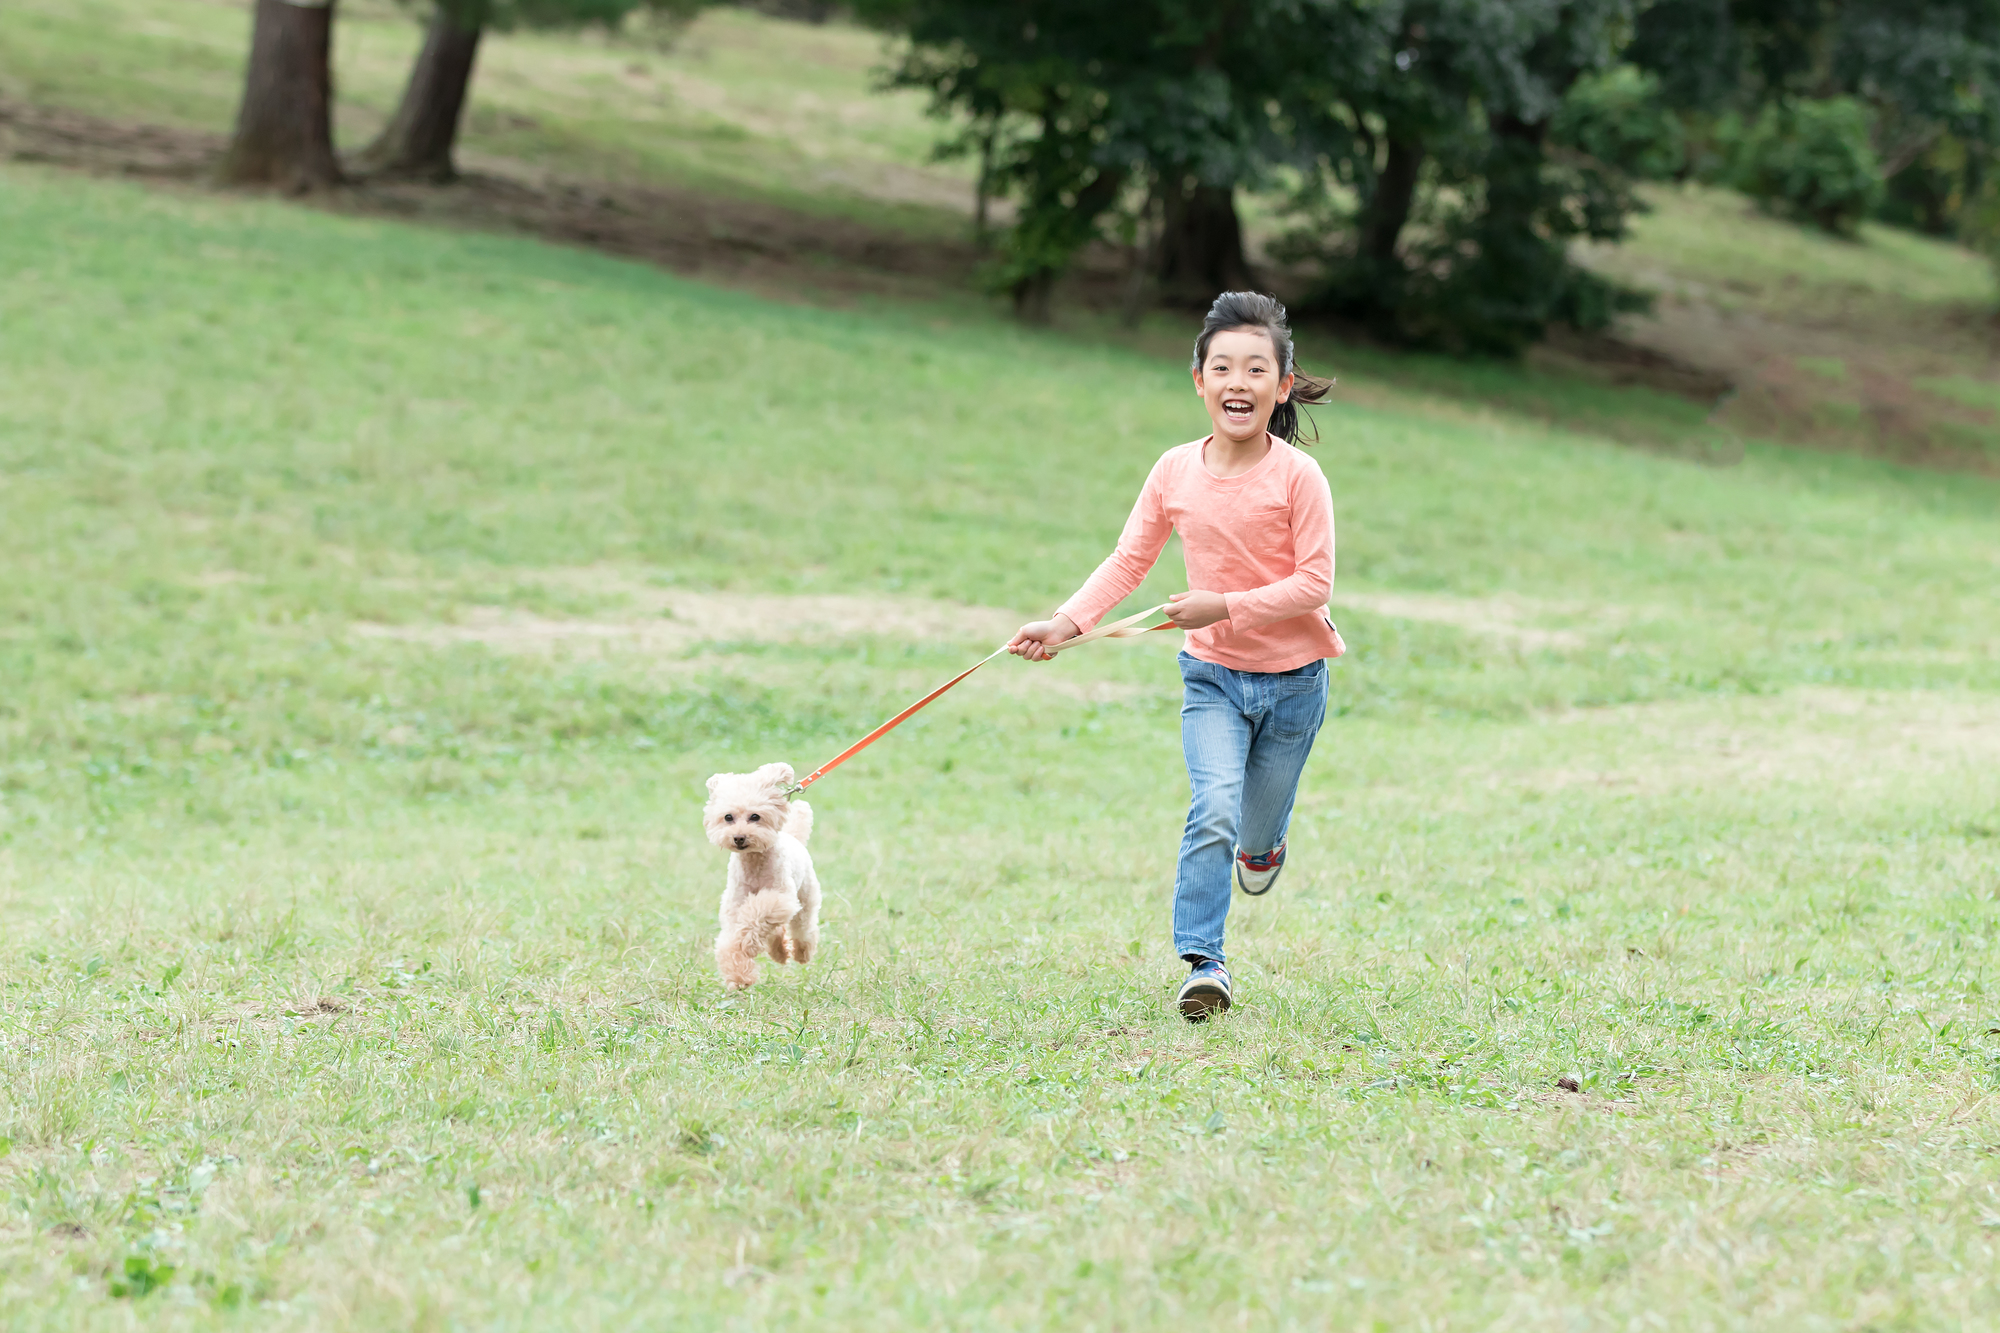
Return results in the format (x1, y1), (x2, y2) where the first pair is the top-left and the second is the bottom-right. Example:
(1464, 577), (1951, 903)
(354, 6), (483, 182)
(218, 0), (343, 193)
(1357, 134), (1422, 264)
(972, 124), (995, 250)
(1156, 178), (1252, 304)
(1009, 164), (1126, 324)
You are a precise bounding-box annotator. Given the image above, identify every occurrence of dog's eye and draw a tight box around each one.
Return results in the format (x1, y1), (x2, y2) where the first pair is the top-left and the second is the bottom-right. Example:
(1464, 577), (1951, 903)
(747, 813), (761, 823)
(723, 814), (735, 823)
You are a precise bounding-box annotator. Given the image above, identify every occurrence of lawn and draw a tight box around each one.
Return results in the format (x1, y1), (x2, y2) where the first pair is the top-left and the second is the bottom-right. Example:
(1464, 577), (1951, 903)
(3, 162), (2000, 1329)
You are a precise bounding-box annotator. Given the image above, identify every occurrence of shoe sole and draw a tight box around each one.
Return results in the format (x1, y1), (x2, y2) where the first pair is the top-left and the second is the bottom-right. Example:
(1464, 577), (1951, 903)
(1177, 981), (1232, 1022)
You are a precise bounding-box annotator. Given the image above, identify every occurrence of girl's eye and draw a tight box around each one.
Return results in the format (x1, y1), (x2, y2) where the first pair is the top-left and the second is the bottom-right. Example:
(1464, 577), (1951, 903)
(723, 814), (735, 823)
(748, 813), (761, 822)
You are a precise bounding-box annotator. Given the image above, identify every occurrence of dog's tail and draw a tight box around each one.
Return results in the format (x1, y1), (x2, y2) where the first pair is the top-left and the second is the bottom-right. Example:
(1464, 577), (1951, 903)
(786, 799), (813, 847)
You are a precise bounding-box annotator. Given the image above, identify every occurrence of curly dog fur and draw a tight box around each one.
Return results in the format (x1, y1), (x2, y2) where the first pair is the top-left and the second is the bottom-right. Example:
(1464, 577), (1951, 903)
(702, 762), (822, 990)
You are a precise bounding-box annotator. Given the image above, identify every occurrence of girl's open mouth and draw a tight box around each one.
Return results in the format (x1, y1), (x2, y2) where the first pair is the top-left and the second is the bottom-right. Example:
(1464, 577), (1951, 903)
(1222, 398), (1255, 421)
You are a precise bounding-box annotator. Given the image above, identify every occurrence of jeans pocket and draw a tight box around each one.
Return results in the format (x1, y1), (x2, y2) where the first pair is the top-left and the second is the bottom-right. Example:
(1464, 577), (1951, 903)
(1267, 670), (1328, 740)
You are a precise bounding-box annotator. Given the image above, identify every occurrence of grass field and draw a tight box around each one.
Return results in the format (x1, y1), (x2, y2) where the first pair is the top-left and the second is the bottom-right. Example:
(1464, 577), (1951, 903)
(4, 160), (2000, 1328)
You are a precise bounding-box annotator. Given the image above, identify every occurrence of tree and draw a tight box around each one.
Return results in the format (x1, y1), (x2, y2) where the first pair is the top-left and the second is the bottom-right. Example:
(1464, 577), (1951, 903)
(218, 0), (344, 192)
(1279, 0), (1646, 353)
(864, 0), (1374, 317)
(1636, 0), (2000, 237)
(354, 4), (487, 180)
(357, 0), (702, 182)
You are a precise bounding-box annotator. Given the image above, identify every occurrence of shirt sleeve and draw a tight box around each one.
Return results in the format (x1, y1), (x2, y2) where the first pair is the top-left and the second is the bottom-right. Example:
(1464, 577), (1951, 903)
(1222, 463), (1335, 630)
(1056, 457), (1174, 632)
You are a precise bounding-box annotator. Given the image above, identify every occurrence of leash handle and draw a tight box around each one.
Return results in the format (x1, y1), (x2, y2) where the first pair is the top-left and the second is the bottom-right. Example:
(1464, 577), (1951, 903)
(1043, 602), (1175, 654)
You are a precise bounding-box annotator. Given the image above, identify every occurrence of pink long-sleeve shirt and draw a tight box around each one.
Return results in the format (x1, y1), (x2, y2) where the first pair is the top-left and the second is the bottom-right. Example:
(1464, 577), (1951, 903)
(1058, 434), (1345, 673)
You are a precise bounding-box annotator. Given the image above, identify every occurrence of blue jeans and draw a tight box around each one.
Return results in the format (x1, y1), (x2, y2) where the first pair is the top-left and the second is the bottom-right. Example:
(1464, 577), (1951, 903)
(1174, 651), (1328, 963)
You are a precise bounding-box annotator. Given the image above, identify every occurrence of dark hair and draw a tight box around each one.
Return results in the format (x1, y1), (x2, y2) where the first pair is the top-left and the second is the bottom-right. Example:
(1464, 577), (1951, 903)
(1190, 291), (1336, 446)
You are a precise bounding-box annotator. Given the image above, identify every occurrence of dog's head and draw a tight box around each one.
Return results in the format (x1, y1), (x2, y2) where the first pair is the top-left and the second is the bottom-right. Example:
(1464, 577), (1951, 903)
(702, 762), (795, 854)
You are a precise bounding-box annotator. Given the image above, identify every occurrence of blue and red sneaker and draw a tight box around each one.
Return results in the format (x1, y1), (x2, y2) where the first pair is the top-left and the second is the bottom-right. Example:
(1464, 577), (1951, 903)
(1234, 842), (1286, 896)
(1176, 958), (1233, 1022)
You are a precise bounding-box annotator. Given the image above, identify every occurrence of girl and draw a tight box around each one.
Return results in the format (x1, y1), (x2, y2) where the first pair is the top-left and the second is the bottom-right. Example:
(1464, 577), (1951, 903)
(1008, 291), (1342, 1022)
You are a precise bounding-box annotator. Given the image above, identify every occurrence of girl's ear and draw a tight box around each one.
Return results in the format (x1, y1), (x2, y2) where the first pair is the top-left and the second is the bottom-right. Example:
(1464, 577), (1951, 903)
(1277, 372), (1294, 403)
(1192, 367), (1205, 394)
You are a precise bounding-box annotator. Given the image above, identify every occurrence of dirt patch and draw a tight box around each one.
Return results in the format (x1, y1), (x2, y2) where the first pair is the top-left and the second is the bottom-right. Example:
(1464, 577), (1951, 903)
(0, 98), (999, 306)
(347, 572), (1179, 698)
(1573, 202), (2000, 473)
(353, 587), (1023, 652)
(0, 100), (219, 178)
(1528, 688), (2000, 793)
(1329, 591), (1592, 651)
(1531, 324), (1736, 406)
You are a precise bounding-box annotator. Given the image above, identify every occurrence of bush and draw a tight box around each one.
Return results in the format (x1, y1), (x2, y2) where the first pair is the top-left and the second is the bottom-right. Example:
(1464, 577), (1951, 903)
(1552, 65), (1686, 180)
(1729, 98), (1883, 235)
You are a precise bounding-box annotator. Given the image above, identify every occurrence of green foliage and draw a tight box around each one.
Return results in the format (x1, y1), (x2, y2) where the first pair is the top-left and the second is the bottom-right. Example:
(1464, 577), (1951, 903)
(864, 0), (1341, 312)
(1553, 65), (1687, 180)
(1729, 97), (1884, 235)
(108, 1254), (176, 1299)
(1280, 1), (1649, 354)
(1639, 0), (2000, 243)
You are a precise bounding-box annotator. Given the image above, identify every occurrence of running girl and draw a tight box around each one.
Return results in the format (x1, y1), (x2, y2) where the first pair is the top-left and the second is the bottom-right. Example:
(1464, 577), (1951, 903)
(1008, 291), (1343, 1022)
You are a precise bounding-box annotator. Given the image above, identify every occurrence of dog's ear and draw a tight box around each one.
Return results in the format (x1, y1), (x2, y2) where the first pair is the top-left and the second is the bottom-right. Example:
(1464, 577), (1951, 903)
(705, 774), (724, 794)
(752, 761), (795, 790)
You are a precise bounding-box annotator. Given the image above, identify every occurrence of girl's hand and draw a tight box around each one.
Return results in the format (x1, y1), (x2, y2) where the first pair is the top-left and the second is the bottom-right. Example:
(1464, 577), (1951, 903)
(1165, 591), (1230, 630)
(1008, 613), (1079, 663)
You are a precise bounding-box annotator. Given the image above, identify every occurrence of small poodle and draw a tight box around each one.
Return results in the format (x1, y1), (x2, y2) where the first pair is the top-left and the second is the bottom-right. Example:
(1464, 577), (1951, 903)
(702, 762), (822, 990)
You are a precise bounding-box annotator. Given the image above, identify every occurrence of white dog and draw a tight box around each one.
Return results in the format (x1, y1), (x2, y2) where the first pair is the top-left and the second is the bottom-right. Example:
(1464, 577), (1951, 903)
(701, 762), (821, 990)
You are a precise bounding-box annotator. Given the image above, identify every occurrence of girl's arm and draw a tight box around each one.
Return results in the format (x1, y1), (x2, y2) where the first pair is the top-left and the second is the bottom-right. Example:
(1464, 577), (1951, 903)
(1222, 466), (1335, 629)
(1010, 460), (1172, 660)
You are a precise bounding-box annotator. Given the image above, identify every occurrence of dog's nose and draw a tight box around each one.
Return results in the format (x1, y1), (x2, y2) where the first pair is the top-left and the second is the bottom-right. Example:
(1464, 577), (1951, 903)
(733, 836), (747, 848)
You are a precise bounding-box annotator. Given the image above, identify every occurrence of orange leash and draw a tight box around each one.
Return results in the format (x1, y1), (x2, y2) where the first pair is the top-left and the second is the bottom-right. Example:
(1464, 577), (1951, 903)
(784, 603), (1176, 798)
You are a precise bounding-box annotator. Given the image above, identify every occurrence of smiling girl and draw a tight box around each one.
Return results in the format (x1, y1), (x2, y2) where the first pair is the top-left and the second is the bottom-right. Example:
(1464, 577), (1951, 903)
(1008, 291), (1342, 1022)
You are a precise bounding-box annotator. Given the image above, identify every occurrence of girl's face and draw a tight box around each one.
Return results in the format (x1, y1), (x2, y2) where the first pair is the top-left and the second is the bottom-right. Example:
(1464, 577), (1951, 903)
(1193, 327), (1293, 445)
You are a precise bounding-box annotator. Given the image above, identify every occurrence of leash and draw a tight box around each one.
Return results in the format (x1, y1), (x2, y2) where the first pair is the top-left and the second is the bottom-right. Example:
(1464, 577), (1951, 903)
(783, 602), (1176, 798)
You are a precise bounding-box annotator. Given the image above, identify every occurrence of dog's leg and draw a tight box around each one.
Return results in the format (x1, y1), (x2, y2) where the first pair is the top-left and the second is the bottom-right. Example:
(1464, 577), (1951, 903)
(715, 931), (759, 990)
(788, 873), (822, 965)
(758, 892), (800, 965)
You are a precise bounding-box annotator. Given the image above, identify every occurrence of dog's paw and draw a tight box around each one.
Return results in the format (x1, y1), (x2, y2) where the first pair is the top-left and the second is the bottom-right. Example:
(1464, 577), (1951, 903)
(767, 934), (792, 964)
(717, 953), (759, 990)
(789, 939), (815, 965)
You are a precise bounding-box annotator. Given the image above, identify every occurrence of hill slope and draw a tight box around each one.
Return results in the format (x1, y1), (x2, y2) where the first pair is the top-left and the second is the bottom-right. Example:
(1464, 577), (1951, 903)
(6, 0), (2000, 469)
(2, 163), (1999, 1327)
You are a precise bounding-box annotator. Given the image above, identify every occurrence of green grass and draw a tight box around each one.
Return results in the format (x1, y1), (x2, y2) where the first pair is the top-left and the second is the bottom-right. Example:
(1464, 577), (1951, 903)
(1582, 182), (2000, 320)
(5, 162), (2000, 1329)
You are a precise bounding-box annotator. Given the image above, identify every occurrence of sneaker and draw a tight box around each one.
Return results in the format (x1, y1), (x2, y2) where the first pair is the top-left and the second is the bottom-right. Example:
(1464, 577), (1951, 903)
(1176, 958), (1233, 1022)
(1234, 842), (1286, 896)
